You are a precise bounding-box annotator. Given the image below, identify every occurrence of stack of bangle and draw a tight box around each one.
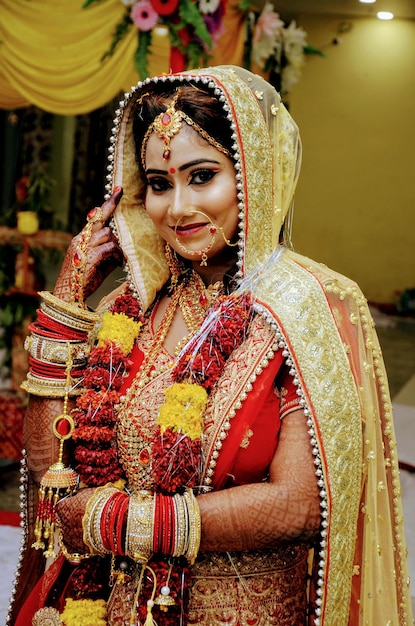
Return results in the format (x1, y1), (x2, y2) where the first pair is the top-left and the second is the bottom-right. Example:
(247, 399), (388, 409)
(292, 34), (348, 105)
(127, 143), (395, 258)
(22, 291), (100, 397)
(153, 490), (201, 565)
(82, 486), (201, 566)
(83, 485), (125, 558)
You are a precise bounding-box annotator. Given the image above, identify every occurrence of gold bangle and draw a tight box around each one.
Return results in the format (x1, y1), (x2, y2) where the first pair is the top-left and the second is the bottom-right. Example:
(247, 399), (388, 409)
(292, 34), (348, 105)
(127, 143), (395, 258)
(39, 291), (100, 331)
(183, 488), (201, 565)
(83, 485), (120, 557)
(40, 303), (97, 334)
(125, 490), (154, 564)
(173, 493), (187, 558)
(21, 372), (84, 397)
(25, 333), (89, 365)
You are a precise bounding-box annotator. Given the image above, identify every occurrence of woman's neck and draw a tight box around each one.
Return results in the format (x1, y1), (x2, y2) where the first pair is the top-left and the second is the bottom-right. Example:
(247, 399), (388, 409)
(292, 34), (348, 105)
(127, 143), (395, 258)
(190, 251), (238, 287)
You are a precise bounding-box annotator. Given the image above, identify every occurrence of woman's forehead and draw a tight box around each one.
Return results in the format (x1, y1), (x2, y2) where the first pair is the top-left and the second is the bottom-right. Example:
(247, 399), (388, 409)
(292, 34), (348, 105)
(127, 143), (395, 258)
(144, 125), (225, 167)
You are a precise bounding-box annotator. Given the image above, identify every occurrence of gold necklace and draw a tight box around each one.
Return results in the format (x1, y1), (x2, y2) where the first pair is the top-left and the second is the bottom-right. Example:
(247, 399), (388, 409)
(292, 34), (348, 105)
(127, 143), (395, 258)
(120, 281), (185, 405)
(176, 271), (223, 355)
(119, 271), (223, 397)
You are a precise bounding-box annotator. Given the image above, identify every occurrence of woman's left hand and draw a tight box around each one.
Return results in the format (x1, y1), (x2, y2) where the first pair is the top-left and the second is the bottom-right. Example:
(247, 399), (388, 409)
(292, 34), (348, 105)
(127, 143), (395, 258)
(55, 488), (95, 554)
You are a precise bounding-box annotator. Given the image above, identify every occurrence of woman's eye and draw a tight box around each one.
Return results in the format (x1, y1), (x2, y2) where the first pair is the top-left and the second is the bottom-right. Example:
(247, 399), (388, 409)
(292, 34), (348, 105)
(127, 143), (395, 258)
(147, 177), (171, 192)
(190, 169), (216, 185)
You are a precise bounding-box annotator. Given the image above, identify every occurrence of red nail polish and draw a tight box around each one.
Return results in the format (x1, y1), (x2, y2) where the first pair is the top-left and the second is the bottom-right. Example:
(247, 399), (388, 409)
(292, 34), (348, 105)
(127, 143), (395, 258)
(113, 186), (122, 195)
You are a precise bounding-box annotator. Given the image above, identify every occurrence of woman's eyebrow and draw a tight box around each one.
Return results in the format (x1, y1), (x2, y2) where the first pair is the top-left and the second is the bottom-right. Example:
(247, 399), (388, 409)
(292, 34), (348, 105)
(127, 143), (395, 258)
(146, 158), (220, 176)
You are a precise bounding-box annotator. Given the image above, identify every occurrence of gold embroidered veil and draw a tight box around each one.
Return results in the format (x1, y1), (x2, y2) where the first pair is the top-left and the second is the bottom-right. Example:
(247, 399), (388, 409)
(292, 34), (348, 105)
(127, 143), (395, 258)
(107, 66), (413, 625)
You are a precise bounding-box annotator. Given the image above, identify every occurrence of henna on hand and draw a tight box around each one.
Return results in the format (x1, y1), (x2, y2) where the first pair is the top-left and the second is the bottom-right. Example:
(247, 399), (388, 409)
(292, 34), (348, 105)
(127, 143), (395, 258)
(197, 408), (321, 552)
(24, 396), (75, 485)
(55, 488), (95, 554)
(54, 188), (124, 303)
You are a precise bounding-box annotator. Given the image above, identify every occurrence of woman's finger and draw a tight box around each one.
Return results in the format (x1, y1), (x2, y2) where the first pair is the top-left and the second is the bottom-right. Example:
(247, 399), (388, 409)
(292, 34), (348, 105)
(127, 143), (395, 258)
(100, 186), (123, 223)
(87, 186), (123, 232)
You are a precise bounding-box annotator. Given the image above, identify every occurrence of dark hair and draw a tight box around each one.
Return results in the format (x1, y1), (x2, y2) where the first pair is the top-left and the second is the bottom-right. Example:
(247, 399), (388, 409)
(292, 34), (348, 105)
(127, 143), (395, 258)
(132, 83), (234, 168)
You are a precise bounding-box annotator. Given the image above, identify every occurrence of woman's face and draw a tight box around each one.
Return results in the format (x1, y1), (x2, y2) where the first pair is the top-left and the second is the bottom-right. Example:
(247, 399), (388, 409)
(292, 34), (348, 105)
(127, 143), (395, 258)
(143, 124), (239, 271)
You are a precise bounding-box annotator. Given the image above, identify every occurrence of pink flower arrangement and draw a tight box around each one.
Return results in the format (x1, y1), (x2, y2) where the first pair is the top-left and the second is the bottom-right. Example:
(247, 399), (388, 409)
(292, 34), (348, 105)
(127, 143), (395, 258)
(85, 0), (229, 79)
(131, 0), (159, 30)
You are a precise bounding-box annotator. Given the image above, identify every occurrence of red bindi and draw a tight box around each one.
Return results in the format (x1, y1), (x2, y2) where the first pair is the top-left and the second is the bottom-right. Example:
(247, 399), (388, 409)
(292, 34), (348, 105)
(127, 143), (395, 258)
(169, 167), (176, 174)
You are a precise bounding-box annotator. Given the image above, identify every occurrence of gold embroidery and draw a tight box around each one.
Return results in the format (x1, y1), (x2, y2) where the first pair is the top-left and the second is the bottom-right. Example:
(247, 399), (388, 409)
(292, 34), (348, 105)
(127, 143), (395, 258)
(201, 315), (278, 486)
(32, 607), (61, 626)
(117, 313), (174, 491)
(107, 546), (310, 625)
(240, 428), (253, 449)
(188, 546), (309, 625)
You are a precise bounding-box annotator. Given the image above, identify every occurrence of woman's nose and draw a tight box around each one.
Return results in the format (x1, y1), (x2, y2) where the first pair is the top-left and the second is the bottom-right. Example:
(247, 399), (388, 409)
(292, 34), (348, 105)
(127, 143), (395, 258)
(168, 185), (191, 221)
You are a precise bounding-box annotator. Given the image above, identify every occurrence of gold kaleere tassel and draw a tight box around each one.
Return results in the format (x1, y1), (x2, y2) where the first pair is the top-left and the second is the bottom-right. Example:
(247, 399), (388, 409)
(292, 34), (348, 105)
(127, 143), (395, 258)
(32, 352), (79, 557)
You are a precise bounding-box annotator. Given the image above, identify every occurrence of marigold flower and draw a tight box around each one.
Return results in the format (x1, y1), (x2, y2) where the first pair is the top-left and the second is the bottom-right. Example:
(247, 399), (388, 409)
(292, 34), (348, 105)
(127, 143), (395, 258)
(60, 598), (107, 626)
(88, 343), (126, 368)
(111, 293), (143, 322)
(97, 311), (141, 354)
(72, 425), (115, 444)
(157, 382), (207, 440)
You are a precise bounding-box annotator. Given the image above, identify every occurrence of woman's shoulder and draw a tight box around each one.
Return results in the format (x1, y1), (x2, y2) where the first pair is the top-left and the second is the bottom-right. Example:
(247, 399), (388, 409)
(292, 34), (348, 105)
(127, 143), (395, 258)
(285, 249), (363, 296)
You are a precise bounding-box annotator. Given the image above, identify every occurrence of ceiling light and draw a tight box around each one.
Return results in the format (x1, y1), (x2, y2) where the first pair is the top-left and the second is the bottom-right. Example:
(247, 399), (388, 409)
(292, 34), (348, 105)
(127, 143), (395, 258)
(377, 11), (394, 19)
(359, 0), (376, 4)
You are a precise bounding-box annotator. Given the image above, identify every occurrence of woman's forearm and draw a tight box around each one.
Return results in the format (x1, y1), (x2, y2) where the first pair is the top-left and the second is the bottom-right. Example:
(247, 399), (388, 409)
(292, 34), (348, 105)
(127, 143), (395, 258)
(197, 480), (321, 552)
(197, 409), (322, 552)
(23, 395), (70, 485)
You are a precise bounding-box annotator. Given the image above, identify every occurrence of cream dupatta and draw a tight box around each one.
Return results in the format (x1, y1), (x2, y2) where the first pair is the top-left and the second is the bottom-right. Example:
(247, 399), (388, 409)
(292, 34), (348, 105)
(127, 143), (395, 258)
(107, 66), (413, 624)
(252, 248), (413, 624)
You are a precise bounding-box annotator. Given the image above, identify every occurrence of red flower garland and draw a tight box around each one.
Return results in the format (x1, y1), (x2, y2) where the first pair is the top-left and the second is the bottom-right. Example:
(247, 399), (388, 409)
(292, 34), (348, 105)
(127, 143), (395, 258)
(149, 292), (254, 494)
(72, 293), (143, 487)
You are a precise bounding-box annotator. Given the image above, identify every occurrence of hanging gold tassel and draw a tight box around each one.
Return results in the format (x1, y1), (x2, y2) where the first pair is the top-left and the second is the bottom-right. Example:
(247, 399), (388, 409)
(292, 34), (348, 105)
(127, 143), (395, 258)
(154, 562), (175, 612)
(130, 565), (159, 626)
(32, 352), (79, 558)
(143, 566), (158, 626)
(143, 600), (158, 626)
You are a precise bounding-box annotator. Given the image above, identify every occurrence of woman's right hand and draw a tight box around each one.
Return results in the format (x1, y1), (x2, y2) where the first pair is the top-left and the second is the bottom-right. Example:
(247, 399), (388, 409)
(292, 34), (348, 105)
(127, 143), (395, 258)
(53, 187), (124, 303)
(55, 488), (95, 555)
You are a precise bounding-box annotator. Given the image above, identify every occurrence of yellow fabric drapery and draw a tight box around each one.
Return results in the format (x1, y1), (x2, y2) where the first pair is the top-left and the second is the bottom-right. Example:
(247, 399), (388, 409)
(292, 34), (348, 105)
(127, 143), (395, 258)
(0, 0), (246, 115)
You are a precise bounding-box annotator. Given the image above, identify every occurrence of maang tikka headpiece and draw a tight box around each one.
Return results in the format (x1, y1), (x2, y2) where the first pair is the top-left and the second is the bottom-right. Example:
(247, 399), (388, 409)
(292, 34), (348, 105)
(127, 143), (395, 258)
(140, 87), (231, 167)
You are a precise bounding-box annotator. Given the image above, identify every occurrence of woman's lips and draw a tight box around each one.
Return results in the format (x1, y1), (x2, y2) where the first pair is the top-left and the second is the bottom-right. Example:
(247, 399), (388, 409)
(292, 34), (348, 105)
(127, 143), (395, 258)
(173, 222), (208, 237)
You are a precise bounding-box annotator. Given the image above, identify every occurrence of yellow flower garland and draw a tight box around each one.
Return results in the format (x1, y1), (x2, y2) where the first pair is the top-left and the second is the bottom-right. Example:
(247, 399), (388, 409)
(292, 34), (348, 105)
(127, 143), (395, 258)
(97, 310), (142, 354)
(60, 598), (107, 626)
(157, 382), (208, 440)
